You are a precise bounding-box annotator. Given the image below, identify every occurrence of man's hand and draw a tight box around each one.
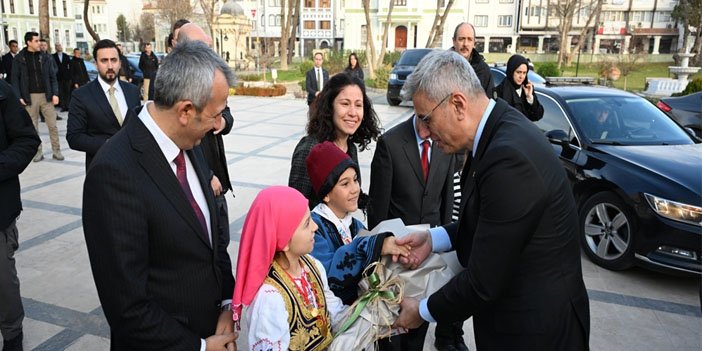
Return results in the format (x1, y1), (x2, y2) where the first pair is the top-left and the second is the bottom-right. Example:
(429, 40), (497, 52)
(205, 332), (237, 351)
(524, 82), (533, 98)
(213, 113), (226, 135)
(19, 98), (26, 106)
(215, 310), (236, 351)
(52, 95), (59, 105)
(381, 236), (411, 262)
(395, 231), (432, 269)
(211, 175), (223, 196)
(393, 297), (424, 329)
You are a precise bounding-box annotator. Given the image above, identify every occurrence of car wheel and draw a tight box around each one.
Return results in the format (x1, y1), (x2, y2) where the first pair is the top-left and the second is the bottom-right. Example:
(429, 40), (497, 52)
(579, 191), (637, 270)
(387, 97), (401, 106)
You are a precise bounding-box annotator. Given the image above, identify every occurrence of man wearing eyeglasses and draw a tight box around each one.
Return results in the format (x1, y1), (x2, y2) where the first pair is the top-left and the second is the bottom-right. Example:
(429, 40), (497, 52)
(392, 50), (590, 351)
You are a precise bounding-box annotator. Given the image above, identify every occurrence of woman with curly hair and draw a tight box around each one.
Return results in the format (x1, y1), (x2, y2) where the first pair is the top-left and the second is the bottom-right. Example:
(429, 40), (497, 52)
(288, 73), (381, 210)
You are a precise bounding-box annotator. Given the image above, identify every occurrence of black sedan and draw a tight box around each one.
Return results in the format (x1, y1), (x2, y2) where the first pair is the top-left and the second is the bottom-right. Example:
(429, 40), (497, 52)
(386, 48), (433, 106)
(532, 85), (702, 274)
(656, 92), (702, 137)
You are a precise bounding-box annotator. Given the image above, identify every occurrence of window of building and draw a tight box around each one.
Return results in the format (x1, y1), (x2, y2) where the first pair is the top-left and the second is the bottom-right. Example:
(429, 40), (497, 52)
(269, 14), (276, 26)
(498, 15), (512, 27)
(320, 0), (331, 7)
(499, 0), (513, 3)
(275, 15), (282, 26)
(53, 29), (59, 44)
(656, 11), (671, 22)
(52, 0), (57, 16)
(475, 0), (489, 3)
(76, 13), (81, 19)
(261, 14), (265, 26)
(474, 15), (488, 27)
(602, 11), (624, 21)
(320, 21), (331, 29)
(29, 0), (35, 14)
(65, 30), (70, 46)
(361, 25), (367, 47)
(10, 0), (15, 13)
(63, 0), (67, 17)
(304, 21), (315, 29)
(304, 0), (314, 8)
(12, 28), (18, 41)
(394, 0), (407, 5)
(268, 0), (281, 6)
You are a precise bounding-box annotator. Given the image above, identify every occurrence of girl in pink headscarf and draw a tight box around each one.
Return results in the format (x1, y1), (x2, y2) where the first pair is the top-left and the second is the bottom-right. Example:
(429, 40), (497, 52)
(233, 186), (346, 351)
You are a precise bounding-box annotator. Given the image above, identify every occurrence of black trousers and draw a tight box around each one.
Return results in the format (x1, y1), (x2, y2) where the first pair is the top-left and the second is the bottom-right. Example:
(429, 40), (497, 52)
(58, 79), (71, 109)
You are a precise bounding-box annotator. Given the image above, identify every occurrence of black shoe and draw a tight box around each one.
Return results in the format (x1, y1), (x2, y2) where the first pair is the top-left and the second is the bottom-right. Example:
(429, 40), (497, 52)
(434, 337), (459, 351)
(3, 331), (23, 351)
(453, 338), (470, 351)
(56, 116), (64, 120)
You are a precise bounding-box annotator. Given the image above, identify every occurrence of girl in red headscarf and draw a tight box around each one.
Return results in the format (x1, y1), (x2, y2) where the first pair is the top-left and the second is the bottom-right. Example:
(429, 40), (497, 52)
(233, 186), (346, 351)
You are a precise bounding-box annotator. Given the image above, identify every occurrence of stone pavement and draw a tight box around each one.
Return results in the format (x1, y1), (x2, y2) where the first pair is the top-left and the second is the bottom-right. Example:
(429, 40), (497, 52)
(3, 95), (701, 350)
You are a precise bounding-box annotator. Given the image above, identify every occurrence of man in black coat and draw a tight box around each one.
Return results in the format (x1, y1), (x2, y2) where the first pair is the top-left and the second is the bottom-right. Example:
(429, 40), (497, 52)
(450, 23), (494, 95)
(138, 42), (159, 101)
(305, 52), (329, 105)
(52, 43), (72, 111)
(82, 40), (237, 351)
(66, 39), (141, 168)
(0, 80), (41, 351)
(394, 50), (590, 351)
(69, 48), (89, 89)
(1, 40), (19, 82)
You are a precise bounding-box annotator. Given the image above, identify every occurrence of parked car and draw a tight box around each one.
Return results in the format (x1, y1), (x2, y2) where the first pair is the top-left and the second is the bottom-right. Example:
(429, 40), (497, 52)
(656, 92), (702, 137)
(386, 48), (434, 106)
(489, 65), (546, 87)
(532, 85), (701, 275)
(124, 55), (144, 87)
(84, 60), (97, 82)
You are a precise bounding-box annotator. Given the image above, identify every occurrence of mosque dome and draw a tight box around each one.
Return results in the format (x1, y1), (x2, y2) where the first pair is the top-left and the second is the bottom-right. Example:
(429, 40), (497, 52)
(220, 0), (245, 17)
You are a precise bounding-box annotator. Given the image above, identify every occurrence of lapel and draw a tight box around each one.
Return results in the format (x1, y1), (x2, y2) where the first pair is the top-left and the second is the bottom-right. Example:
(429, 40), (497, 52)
(128, 117), (213, 249)
(400, 118), (425, 185)
(118, 81), (137, 125)
(88, 79), (121, 128)
(188, 146), (218, 254)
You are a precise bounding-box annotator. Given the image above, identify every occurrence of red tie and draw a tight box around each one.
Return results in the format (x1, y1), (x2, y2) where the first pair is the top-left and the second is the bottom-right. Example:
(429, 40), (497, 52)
(421, 140), (430, 181)
(174, 150), (209, 238)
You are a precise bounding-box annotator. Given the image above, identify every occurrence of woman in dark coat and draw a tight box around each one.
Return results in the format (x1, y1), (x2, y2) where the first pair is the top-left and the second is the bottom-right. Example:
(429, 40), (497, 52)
(343, 52), (364, 83)
(493, 54), (544, 121)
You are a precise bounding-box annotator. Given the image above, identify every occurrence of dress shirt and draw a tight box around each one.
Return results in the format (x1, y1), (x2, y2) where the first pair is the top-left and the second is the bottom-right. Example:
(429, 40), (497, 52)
(317, 67), (324, 90)
(97, 76), (129, 121)
(412, 114), (432, 163)
(419, 98), (496, 323)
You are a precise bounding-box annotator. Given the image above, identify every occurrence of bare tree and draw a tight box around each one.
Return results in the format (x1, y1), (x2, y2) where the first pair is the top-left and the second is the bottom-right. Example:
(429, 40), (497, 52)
(552, 0), (579, 69)
(616, 53), (646, 90)
(39, 0), (50, 44)
(566, 0), (603, 66)
(425, 0), (456, 48)
(199, 0), (217, 39)
(673, 0), (702, 66)
(362, 0), (395, 79)
(285, 0), (301, 67)
(135, 13), (156, 43)
(157, 0), (193, 28)
(279, 0), (294, 70)
(84, 0), (100, 42)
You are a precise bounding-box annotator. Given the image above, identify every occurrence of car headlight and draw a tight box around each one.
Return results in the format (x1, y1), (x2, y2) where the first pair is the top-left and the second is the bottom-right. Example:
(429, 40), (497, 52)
(389, 73), (397, 80)
(645, 193), (702, 227)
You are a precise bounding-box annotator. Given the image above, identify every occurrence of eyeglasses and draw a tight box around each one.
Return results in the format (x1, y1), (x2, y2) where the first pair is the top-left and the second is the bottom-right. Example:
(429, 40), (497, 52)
(417, 93), (451, 125)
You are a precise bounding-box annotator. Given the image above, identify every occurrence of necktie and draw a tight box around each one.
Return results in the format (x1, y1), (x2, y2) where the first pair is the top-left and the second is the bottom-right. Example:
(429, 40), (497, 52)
(421, 140), (430, 181)
(108, 86), (123, 125)
(174, 150), (209, 239)
(317, 69), (322, 91)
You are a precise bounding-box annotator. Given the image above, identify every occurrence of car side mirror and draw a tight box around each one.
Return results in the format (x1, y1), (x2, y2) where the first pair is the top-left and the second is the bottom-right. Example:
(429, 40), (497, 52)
(545, 129), (570, 146)
(392, 61), (397, 67)
(684, 127), (696, 137)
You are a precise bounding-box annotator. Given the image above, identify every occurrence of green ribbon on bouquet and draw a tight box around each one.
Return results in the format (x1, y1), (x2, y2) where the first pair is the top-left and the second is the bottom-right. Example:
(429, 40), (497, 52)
(334, 261), (404, 337)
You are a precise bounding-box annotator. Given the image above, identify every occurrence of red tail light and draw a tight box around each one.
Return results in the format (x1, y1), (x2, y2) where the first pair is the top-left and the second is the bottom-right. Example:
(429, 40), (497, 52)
(656, 101), (672, 113)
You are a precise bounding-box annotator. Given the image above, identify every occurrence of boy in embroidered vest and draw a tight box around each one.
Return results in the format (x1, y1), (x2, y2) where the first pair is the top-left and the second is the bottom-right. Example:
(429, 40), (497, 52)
(306, 141), (410, 305)
(233, 186), (346, 351)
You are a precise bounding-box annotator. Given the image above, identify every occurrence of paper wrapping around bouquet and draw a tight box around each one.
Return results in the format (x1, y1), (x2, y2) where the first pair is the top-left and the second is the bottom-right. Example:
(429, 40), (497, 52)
(329, 219), (463, 351)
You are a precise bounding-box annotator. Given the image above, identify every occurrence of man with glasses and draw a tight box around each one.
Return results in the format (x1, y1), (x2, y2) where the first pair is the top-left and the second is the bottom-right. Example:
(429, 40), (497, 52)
(393, 50), (590, 351)
(368, 96), (457, 351)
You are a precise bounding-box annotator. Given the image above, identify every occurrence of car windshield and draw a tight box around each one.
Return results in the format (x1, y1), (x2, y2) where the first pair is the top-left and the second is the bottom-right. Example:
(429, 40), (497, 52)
(567, 96), (694, 145)
(398, 50), (430, 66)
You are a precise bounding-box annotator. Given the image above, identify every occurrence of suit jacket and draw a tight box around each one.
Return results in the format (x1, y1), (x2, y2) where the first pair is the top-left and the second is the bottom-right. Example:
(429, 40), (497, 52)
(368, 116), (455, 228)
(52, 52), (72, 81)
(1, 53), (16, 82)
(66, 79), (141, 167)
(0, 80), (40, 229)
(82, 116), (234, 350)
(305, 67), (329, 105)
(427, 99), (590, 350)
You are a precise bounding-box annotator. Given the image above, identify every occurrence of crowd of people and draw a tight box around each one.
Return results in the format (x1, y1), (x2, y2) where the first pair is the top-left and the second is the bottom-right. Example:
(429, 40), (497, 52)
(1, 20), (587, 351)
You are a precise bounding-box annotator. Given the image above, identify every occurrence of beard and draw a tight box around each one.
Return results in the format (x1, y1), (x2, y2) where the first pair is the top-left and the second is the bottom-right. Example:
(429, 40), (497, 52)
(100, 70), (117, 83)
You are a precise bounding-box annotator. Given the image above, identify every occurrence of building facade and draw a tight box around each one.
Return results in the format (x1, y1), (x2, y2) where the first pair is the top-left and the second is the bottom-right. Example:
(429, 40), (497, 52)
(1, 0), (76, 52)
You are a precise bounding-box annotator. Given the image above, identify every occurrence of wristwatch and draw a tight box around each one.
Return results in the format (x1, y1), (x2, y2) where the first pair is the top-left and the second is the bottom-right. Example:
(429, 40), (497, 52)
(221, 303), (232, 312)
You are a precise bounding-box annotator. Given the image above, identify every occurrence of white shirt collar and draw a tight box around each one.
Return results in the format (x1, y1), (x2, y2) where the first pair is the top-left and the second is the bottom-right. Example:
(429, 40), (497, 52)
(97, 76), (121, 94)
(473, 98), (496, 157)
(137, 102), (181, 163)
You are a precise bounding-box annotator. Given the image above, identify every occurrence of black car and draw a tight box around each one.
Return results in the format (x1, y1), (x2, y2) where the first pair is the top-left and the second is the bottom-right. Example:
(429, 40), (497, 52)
(656, 92), (702, 137)
(489, 65), (546, 87)
(386, 48), (433, 106)
(532, 85), (702, 274)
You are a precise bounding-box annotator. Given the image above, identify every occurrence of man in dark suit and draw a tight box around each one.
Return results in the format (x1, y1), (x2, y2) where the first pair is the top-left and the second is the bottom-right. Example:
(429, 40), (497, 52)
(305, 52), (329, 105)
(66, 39), (141, 168)
(52, 43), (72, 111)
(1, 40), (19, 82)
(69, 48), (89, 89)
(139, 42), (159, 101)
(82, 40), (237, 350)
(0, 80), (41, 351)
(369, 115), (459, 351)
(393, 50), (590, 350)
